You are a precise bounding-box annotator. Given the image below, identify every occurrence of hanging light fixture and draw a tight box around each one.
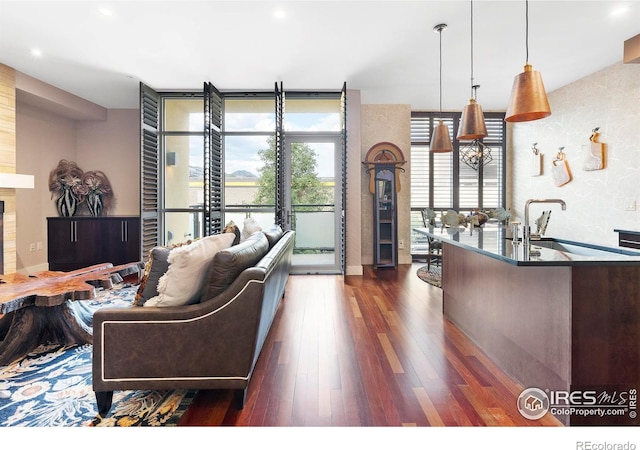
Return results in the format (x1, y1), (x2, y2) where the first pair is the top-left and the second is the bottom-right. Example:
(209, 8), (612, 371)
(460, 139), (494, 171)
(430, 23), (453, 153)
(505, 0), (551, 122)
(457, 0), (487, 140)
(459, 84), (494, 170)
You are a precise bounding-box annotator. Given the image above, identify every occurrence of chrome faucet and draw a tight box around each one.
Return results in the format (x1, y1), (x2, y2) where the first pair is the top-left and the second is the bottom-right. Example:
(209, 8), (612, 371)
(524, 199), (567, 250)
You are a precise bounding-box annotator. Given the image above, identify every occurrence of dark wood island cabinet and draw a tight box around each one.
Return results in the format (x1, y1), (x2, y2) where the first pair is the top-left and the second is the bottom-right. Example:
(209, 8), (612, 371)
(415, 225), (640, 426)
(47, 216), (141, 271)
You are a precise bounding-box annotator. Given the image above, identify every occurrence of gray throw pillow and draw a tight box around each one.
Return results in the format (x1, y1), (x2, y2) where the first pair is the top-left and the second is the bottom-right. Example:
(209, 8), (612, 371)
(263, 225), (284, 249)
(133, 246), (171, 306)
(201, 232), (269, 301)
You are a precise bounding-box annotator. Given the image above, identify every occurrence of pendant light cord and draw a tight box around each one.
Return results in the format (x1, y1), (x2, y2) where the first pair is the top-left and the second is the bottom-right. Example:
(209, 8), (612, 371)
(433, 23), (447, 116)
(470, 0), (474, 99)
(525, 0), (529, 63)
(439, 26), (443, 114)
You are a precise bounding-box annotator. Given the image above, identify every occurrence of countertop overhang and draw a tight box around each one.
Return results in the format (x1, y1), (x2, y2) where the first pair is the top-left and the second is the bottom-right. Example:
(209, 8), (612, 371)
(414, 225), (640, 266)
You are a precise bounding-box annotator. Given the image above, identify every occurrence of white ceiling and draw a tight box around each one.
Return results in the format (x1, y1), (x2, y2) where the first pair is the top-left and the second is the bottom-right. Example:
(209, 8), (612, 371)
(1, 0), (639, 111)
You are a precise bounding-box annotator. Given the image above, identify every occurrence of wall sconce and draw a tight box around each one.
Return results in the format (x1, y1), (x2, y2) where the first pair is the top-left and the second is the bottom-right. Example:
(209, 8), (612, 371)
(166, 152), (176, 166)
(0, 173), (35, 189)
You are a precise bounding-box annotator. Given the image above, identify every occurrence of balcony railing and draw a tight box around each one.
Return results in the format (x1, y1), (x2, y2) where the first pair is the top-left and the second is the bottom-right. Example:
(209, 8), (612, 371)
(165, 204), (335, 255)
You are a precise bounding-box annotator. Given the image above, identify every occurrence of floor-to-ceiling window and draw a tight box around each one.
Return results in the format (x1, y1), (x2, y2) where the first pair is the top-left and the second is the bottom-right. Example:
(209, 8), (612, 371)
(142, 83), (347, 273)
(222, 94), (277, 235)
(161, 95), (206, 246)
(223, 91), (345, 274)
(410, 111), (506, 257)
(281, 93), (344, 274)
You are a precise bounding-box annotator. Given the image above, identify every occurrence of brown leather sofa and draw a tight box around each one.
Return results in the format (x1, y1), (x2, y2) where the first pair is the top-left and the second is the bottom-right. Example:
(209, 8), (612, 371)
(92, 229), (294, 416)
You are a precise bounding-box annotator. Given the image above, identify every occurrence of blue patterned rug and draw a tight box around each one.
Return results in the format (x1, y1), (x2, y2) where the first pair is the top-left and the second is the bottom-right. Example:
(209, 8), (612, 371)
(0, 284), (196, 427)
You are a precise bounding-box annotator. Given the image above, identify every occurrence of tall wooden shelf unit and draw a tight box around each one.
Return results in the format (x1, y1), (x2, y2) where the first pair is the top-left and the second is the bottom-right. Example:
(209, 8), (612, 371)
(364, 142), (405, 269)
(373, 165), (397, 268)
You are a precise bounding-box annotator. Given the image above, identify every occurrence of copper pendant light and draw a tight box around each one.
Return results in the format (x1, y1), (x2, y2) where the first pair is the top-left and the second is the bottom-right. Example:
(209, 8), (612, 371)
(505, 0), (551, 122)
(457, 1), (487, 140)
(431, 120), (453, 153)
(430, 23), (453, 153)
(458, 90), (487, 140)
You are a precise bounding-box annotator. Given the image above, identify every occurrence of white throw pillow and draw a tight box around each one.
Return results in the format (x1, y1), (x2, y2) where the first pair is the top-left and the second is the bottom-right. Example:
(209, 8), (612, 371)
(144, 233), (235, 307)
(241, 216), (262, 241)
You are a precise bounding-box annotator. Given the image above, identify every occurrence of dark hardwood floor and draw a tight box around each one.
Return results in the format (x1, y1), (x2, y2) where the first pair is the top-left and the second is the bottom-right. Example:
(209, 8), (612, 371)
(178, 263), (562, 427)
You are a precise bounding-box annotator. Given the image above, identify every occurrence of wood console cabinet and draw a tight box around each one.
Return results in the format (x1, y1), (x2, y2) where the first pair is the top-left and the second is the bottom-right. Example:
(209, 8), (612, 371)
(47, 217), (141, 271)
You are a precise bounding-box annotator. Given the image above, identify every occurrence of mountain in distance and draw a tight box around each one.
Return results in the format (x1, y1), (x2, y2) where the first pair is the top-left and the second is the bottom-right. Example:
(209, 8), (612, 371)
(226, 170), (257, 178)
(189, 167), (257, 179)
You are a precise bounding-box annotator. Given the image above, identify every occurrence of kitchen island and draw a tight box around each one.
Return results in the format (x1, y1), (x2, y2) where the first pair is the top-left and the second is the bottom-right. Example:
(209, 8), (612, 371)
(414, 225), (640, 426)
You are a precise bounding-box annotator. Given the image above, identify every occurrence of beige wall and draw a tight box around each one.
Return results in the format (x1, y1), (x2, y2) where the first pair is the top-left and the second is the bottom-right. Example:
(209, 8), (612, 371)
(0, 64), (17, 273)
(509, 62), (640, 247)
(360, 104), (412, 266)
(15, 88), (139, 273)
(76, 109), (140, 215)
(15, 104), (76, 271)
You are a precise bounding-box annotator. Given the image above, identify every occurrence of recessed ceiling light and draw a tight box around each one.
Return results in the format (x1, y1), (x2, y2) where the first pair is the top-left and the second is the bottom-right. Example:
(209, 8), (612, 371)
(30, 48), (42, 58)
(99, 7), (113, 16)
(274, 10), (286, 19)
(610, 5), (629, 16)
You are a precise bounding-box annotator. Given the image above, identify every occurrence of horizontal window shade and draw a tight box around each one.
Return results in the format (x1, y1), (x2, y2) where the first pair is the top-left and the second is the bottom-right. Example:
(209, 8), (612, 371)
(204, 82), (223, 236)
(411, 116), (431, 144)
(410, 145), (429, 208)
(433, 150), (453, 208)
(410, 112), (505, 218)
(141, 129), (159, 211)
(142, 97), (158, 129)
(481, 116), (504, 209)
(142, 217), (158, 256)
(140, 83), (161, 256)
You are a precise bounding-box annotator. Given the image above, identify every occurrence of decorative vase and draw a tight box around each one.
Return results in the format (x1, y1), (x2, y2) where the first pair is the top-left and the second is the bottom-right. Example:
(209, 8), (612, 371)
(87, 191), (104, 216)
(56, 185), (78, 217)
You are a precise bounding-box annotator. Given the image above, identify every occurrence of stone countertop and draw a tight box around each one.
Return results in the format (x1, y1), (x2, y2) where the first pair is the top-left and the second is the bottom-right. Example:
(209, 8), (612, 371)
(414, 224), (640, 266)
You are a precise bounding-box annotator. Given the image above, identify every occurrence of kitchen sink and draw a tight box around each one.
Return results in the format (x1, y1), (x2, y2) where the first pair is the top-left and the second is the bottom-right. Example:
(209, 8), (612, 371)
(531, 238), (638, 257)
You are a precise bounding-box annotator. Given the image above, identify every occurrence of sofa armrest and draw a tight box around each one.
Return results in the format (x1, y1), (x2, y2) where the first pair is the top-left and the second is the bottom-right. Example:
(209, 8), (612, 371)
(92, 268), (268, 392)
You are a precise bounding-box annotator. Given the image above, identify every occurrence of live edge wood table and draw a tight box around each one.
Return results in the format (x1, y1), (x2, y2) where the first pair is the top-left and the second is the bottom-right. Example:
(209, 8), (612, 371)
(0, 262), (141, 367)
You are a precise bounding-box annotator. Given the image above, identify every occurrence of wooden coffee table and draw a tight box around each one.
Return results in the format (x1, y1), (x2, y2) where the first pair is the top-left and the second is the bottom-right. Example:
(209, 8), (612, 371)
(0, 262), (141, 366)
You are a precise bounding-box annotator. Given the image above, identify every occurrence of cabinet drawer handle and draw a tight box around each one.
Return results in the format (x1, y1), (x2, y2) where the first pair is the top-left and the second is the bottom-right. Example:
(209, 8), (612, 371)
(121, 220), (128, 242)
(70, 221), (78, 242)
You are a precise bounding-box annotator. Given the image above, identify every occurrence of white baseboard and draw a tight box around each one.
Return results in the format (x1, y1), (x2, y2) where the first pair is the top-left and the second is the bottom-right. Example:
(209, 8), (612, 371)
(346, 265), (363, 276)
